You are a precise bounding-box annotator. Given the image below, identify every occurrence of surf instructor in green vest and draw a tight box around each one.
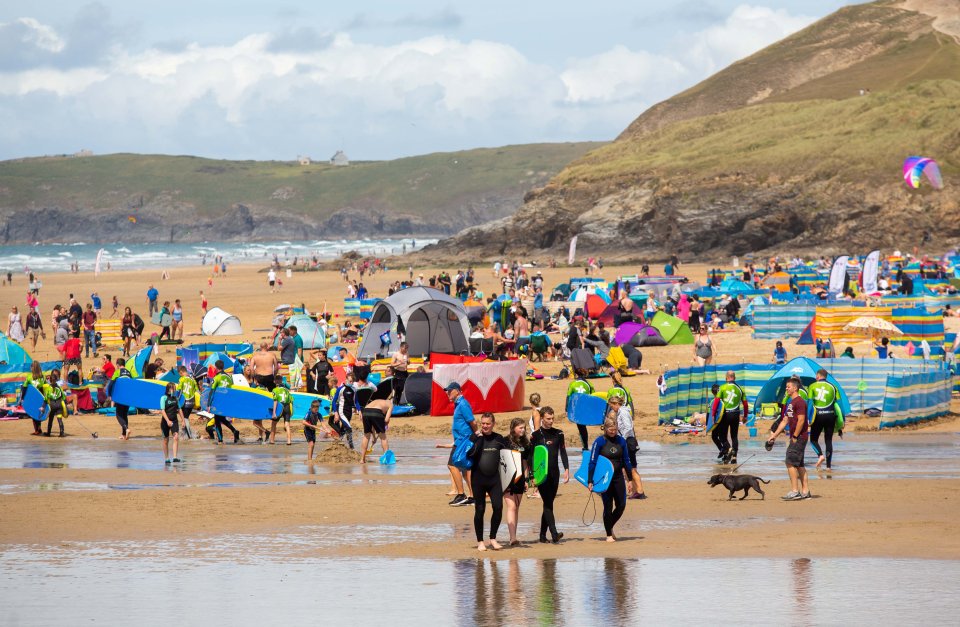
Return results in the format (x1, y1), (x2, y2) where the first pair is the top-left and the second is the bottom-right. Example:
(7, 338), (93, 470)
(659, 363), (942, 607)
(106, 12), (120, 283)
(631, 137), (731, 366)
(209, 360), (241, 444)
(716, 371), (748, 464)
(808, 368), (844, 470)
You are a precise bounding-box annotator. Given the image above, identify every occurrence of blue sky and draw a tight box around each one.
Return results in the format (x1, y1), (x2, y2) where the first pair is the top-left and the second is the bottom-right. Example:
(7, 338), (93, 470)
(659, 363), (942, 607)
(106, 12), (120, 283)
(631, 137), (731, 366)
(0, 1), (861, 161)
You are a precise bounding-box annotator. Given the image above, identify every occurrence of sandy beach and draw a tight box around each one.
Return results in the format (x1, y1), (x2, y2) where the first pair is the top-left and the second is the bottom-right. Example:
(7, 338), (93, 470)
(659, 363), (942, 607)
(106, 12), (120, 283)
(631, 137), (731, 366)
(1, 261), (959, 559)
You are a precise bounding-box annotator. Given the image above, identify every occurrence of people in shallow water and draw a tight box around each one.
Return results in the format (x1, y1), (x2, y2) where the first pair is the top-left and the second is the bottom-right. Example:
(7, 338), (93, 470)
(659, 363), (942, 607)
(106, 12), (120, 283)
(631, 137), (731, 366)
(590, 416), (632, 543)
(469, 412), (507, 551)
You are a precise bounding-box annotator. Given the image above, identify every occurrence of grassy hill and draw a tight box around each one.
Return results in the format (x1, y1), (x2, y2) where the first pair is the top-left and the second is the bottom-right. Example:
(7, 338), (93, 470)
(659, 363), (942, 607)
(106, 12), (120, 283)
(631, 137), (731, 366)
(0, 143), (601, 220)
(427, 0), (960, 262)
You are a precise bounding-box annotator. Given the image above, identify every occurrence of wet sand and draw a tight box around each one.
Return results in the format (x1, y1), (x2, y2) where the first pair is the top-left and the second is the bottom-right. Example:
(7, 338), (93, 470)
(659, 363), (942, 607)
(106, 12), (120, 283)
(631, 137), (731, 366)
(1, 261), (959, 557)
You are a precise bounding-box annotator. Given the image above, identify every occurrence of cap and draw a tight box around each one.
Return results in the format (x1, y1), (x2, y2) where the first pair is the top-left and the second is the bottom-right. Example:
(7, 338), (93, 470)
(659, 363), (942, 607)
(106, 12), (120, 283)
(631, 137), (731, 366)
(444, 382), (461, 392)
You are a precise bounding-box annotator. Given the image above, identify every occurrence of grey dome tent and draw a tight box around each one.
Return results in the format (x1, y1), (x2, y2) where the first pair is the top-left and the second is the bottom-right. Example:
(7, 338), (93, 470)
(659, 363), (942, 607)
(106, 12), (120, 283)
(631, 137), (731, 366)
(357, 287), (470, 359)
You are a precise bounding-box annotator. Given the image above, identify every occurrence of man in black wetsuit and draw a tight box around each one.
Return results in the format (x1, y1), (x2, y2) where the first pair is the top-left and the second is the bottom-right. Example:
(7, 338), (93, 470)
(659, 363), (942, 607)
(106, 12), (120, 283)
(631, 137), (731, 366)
(469, 412), (507, 552)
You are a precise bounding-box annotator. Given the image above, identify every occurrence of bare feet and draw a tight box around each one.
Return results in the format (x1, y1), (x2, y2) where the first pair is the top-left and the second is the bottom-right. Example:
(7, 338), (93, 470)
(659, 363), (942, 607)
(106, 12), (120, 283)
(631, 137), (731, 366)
(509, 539), (520, 547)
(816, 455), (825, 470)
(477, 542), (487, 552)
(606, 536), (617, 543)
(489, 540), (502, 550)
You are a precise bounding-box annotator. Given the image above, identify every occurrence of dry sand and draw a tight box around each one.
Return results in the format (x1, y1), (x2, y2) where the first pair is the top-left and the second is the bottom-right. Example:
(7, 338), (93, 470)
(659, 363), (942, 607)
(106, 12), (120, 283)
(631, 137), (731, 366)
(1, 261), (958, 557)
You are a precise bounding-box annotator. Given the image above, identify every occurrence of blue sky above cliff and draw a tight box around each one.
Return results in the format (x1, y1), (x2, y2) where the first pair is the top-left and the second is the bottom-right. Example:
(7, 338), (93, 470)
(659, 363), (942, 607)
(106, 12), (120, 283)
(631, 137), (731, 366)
(0, 1), (860, 161)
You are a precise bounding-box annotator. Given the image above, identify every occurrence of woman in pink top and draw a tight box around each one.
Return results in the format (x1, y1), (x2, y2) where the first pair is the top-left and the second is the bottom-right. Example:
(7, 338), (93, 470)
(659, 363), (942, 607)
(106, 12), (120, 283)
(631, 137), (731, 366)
(677, 294), (691, 322)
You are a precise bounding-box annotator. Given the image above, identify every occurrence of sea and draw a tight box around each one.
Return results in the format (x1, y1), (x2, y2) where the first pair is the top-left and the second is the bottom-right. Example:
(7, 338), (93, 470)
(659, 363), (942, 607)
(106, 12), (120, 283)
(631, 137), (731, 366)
(0, 238), (436, 274)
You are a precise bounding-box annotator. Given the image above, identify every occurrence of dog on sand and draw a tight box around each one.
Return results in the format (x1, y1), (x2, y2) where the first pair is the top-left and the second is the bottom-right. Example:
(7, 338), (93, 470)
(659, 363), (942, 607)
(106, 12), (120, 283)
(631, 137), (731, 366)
(707, 473), (770, 500)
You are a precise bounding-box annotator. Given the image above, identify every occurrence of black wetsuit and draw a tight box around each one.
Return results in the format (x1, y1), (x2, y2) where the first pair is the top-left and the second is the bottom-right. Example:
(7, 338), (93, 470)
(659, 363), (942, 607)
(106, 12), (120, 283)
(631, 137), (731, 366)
(810, 408), (837, 468)
(111, 368), (133, 437)
(590, 434), (632, 537)
(469, 432), (507, 542)
(160, 394), (179, 438)
(531, 428), (569, 542)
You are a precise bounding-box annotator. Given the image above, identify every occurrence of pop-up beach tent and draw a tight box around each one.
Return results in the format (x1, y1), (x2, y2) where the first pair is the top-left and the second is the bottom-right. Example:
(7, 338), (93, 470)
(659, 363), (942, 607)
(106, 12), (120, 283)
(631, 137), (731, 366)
(357, 287), (470, 359)
(201, 307), (243, 336)
(650, 311), (694, 345)
(285, 314), (326, 349)
(0, 334), (32, 364)
(753, 356), (851, 416)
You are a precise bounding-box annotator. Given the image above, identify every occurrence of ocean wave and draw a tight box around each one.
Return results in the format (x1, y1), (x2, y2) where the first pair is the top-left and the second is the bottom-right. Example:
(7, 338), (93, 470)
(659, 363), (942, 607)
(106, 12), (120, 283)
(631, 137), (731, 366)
(116, 247), (132, 253)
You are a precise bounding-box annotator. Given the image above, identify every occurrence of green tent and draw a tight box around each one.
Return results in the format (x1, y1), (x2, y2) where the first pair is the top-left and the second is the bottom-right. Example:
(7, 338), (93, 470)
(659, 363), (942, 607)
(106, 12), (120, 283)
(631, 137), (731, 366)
(650, 311), (695, 345)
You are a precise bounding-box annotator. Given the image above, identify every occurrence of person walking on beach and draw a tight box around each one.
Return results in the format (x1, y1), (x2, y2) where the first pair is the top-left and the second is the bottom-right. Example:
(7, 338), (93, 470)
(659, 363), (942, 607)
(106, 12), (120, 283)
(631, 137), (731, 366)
(359, 397), (392, 464)
(715, 370), (748, 464)
(176, 365), (199, 439)
(110, 295), (119, 318)
(250, 342), (278, 391)
(82, 303), (98, 357)
(209, 361), (241, 444)
(25, 307), (45, 350)
(121, 307), (136, 356)
(530, 407), (569, 543)
(146, 285), (159, 317)
(503, 417), (531, 546)
(42, 369), (70, 437)
(172, 299), (184, 341)
(390, 342), (409, 405)
(767, 376), (811, 500)
(469, 412), (507, 551)
(808, 368), (844, 470)
(447, 382), (475, 506)
(331, 371), (357, 450)
(268, 268), (277, 293)
(590, 416), (632, 542)
(693, 326), (714, 366)
(302, 398), (323, 461)
(159, 382), (185, 464)
(269, 375), (294, 445)
(109, 358), (133, 440)
(7, 306), (24, 342)
(199, 290), (208, 318)
(608, 396), (646, 500)
(278, 328), (296, 365)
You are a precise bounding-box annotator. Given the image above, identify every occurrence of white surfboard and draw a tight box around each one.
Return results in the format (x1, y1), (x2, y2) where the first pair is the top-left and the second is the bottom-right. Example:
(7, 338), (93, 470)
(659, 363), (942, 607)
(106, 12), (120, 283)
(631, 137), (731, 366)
(499, 449), (519, 491)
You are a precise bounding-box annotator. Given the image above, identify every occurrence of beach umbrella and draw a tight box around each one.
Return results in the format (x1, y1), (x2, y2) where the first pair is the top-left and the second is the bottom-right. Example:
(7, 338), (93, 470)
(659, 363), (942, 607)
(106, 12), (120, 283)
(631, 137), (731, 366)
(842, 317), (903, 336)
(274, 304), (293, 312)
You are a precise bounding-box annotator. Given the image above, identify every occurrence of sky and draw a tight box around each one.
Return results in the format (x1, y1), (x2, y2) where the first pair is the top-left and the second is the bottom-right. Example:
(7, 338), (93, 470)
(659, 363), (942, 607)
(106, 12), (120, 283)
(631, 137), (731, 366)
(0, 1), (863, 162)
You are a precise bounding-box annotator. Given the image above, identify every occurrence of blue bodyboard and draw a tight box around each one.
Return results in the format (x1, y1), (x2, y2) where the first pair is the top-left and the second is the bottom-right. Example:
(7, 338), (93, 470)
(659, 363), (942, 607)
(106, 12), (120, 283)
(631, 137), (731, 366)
(567, 393), (608, 426)
(574, 450), (615, 493)
(23, 385), (49, 421)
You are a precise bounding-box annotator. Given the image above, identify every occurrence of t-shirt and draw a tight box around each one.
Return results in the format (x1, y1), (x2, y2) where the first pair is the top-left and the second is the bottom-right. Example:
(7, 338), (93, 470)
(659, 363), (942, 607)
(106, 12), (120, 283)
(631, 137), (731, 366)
(279, 336), (296, 364)
(293, 334), (303, 360)
(875, 345), (888, 359)
(147, 288), (158, 302)
(82, 311), (97, 330)
(102, 361), (115, 379)
(178, 376), (199, 402)
(785, 396), (809, 438)
(268, 270), (276, 283)
(210, 372), (233, 391)
(451, 395), (475, 442)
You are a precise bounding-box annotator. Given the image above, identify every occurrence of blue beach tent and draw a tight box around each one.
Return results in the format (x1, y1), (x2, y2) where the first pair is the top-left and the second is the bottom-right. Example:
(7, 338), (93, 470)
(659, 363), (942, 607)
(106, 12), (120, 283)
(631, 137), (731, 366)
(752, 357), (851, 416)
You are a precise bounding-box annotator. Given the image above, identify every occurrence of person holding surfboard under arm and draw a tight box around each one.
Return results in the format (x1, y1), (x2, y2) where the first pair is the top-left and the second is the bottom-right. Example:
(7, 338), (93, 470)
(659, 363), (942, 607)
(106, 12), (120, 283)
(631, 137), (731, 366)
(209, 361), (241, 445)
(176, 365), (199, 440)
(503, 418), (531, 546)
(589, 416), (632, 542)
(566, 369), (595, 450)
(469, 413), (507, 551)
(530, 407), (569, 544)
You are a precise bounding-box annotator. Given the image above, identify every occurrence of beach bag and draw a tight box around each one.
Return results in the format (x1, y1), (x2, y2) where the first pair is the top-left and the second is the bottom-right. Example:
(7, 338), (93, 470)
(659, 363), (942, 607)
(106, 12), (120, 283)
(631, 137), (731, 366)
(451, 437), (474, 470)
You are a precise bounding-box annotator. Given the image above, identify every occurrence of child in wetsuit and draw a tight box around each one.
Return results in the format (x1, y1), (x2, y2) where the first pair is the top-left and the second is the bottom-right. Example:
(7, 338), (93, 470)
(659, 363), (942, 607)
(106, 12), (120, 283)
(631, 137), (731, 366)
(302, 399), (323, 461)
(42, 370), (69, 437)
(159, 381), (185, 464)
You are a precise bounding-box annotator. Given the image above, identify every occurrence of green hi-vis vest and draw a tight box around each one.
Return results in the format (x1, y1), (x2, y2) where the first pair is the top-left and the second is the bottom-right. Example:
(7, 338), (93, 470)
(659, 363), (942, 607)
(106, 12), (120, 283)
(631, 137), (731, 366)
(718, 383), (745, 411)
(808, 381), (837, 409)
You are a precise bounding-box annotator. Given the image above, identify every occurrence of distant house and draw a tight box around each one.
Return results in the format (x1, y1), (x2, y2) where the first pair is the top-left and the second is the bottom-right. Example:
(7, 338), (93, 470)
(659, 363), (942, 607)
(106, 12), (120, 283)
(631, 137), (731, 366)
(73, 149), (93, 157)
(298, 155), (311, 165)
(330, 150), (349, 166)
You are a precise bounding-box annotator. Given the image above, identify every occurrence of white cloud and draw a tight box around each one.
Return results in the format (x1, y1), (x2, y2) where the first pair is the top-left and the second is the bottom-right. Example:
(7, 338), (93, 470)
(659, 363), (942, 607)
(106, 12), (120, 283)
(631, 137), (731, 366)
(0, 5), (816, 160)
(683, 5), (815, 73)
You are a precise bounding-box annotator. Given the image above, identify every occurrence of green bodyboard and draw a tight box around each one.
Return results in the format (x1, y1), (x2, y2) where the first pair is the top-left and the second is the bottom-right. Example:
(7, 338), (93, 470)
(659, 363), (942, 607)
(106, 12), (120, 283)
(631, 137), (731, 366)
(533, 445), (549, 485)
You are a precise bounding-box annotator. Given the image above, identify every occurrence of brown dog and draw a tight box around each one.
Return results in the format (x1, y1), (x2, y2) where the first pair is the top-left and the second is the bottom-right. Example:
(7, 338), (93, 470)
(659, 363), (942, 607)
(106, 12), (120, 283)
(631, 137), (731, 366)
(708, 473), (770, 500)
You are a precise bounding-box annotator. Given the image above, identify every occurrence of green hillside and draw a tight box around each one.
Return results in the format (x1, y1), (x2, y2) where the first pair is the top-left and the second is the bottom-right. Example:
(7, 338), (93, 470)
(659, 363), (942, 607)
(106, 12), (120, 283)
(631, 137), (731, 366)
(0, 142), (602, 217)
(558, 79), (959, 187)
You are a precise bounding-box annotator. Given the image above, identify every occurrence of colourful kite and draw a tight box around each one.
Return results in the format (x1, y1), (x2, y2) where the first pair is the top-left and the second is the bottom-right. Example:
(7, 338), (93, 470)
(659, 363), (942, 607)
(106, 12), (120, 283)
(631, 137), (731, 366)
(903, 156), (943, 190)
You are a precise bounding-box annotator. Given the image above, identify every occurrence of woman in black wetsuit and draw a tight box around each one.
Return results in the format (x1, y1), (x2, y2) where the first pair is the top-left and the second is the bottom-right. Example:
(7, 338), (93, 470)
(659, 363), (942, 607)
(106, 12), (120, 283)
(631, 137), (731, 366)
(503, 417), (531, 546)
(589, 416), (632, 542)
(469, 412), (507, 551)
(530, 407), (569, 544)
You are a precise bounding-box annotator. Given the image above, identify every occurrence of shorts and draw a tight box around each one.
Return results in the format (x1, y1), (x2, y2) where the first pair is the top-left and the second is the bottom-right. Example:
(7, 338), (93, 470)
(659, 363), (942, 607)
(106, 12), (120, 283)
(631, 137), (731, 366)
(272, 404), (292, 422)
(28, 328), (39, 342)
(161, 416), (180, 438)
(626, 436), (639, 469)
(256, 375), (277, 391)
(304, 424), (317, 443)
(362, 409), (386, 434)
(269, 280), (276, 287)
(785, 437), (807, 468)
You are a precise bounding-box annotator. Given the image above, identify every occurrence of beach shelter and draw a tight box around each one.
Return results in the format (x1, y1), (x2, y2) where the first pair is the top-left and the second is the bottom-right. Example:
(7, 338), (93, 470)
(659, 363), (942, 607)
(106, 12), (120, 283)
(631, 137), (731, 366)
(613, 322), (647, 346)
(650, 311), (694, 345)
(357, 287), (470, 359)
(796, 320), (816, 345)
(585, 293), (608, 319)
(285, 314), (326, 349)
(630, 326), (668, 347)
(462, 299), (486, 327)
(0, 334), (32, 364)
(752, 357), (851, 416)
(201, 307), (242, 336)
(597, 304), (618, 327)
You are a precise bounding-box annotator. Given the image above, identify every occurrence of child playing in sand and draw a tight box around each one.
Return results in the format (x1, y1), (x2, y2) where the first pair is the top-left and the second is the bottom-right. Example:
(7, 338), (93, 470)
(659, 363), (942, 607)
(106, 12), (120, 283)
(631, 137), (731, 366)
(303, 398), (323, 461)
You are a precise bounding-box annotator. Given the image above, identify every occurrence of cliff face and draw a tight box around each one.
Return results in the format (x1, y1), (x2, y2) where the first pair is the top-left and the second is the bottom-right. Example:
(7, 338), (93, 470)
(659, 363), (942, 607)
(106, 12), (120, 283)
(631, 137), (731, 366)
(424, 1), (960, 263)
